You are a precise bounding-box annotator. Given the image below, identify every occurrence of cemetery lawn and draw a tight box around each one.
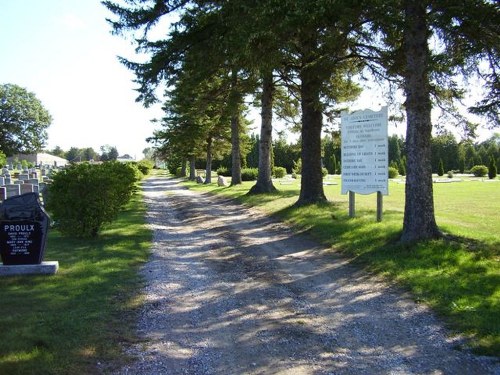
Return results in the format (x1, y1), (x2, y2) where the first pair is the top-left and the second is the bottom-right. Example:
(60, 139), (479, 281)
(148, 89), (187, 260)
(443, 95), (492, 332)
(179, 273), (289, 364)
(0, 190), (151, 374)
(185, 176), (500, 357)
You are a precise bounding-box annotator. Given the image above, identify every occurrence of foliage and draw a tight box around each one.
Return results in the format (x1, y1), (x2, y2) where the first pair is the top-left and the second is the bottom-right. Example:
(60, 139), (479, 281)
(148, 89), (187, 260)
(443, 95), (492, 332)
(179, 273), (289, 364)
(0, 192), (150, 374)
(273, 166), (287, 178)
(216, 167), (230, 177)
(447, 170), (454, 179)
(241, 168), (258, 181)
(438, 159), (445, 176)
(322, 167), (328, 178)
(175, 166), (186, 177)
(292, 158), (302, 174)
(46, 162), (139, 238)
(388, 166), (399, 179)
(0, 151), (6, 167)
(100, 145), (119, 161)
(0, 83), (52, 155)
(489, 157), (497, 179)
(470, 165), (488, 177)
(136, 159), (154, 176)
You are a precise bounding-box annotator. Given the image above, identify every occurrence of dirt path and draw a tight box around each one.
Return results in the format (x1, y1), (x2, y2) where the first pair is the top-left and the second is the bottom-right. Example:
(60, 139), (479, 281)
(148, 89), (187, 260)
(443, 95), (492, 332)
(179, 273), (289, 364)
(114, 175), (498, 374)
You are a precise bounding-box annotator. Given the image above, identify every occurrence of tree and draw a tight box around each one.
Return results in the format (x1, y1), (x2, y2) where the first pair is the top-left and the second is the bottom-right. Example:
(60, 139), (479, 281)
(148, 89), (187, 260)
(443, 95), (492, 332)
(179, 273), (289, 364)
(438, 159), (445, 176)
(366, 0), (499, 242)
(489, 156), (497, 179)
(100, 145), (119, 161)
(0, 83), (52, 155)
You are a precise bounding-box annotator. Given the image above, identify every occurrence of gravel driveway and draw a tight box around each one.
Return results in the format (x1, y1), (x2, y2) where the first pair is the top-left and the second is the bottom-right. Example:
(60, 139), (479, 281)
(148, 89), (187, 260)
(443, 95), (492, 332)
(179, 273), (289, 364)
(113, 175), (499, 375)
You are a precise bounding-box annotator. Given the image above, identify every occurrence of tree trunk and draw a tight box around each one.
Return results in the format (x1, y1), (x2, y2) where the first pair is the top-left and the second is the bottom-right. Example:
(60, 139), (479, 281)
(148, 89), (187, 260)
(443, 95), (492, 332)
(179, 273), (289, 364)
(181, 158), (187, 177)
(189, 155), (196, 181)
(230, 69), (242, 185)
(296, 36), (327, 205)
(249, 71), (277, 194)
(400, 0), (441, 242)
(205, 136), (213, 184)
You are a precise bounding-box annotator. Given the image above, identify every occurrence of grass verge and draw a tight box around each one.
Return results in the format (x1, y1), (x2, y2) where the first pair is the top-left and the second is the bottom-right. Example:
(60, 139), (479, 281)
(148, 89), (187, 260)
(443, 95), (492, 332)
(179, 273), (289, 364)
(184, 176), (500, 356)
(0, 188), (151, 374)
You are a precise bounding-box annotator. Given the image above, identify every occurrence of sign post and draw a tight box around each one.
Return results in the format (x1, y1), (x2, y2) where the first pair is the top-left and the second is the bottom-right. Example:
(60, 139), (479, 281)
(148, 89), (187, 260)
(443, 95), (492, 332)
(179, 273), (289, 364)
(341, 107), (388, 221)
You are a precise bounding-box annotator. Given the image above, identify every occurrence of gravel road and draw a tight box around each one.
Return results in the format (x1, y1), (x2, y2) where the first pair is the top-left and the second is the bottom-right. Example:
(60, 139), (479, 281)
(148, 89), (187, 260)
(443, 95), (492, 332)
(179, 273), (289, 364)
(113, 175), (499, 375)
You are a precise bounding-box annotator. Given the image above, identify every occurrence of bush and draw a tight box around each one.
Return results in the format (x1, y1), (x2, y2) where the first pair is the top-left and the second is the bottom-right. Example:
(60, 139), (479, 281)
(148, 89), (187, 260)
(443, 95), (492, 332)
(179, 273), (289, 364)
(136, 159), (154, 176)
(241, 168), (258, 181)
(46, 162), (138, 238)
(322, 167), (328, 177)
(447, 170), (454, 179)
(216, 167), (230, 177)
(388, 166), (399, 179)
(273, 166), (287, 178)
(0, 151), (5, 167)
(488, 157), (497, 179)
(470, 165), (488, 177)
(175, 166), (186, 177)
(438, 159), (445, 177)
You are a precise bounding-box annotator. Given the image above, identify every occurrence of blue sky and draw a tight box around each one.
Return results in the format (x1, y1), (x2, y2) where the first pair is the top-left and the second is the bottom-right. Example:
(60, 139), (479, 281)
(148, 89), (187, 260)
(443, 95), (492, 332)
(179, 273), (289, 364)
(0, 1), (495, 159)
(0, 0), (164, 158)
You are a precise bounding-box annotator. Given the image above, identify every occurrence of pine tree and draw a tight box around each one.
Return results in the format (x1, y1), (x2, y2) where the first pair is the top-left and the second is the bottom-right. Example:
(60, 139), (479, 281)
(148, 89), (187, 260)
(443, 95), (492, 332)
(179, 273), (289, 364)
(438, 159), (445, 176)
(489, 156), (497, 180)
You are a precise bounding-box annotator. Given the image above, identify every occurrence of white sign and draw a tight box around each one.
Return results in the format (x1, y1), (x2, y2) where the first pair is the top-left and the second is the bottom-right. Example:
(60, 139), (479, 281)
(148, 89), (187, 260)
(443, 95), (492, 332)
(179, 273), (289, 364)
(341, 107), (388, 195)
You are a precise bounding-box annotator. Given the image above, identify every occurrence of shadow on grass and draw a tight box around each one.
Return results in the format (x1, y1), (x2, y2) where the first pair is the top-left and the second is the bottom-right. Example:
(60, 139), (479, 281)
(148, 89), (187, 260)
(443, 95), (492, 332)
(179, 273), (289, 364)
(0, 193), (150, 374)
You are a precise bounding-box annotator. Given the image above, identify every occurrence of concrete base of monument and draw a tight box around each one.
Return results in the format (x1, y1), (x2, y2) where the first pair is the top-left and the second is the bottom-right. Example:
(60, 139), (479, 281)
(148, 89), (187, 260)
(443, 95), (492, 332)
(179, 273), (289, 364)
(0, 261), (59, 276)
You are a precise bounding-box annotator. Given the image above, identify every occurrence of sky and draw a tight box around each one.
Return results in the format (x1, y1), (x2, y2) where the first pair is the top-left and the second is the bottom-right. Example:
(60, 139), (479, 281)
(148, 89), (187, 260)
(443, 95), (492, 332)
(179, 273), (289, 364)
(0, 1), (495, 160)
(0, 0), (164, 159)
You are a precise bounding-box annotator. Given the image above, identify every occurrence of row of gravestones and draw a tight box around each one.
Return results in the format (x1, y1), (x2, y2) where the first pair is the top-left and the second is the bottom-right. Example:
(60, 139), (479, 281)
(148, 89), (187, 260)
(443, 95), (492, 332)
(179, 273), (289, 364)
(0, 167), (54, 203)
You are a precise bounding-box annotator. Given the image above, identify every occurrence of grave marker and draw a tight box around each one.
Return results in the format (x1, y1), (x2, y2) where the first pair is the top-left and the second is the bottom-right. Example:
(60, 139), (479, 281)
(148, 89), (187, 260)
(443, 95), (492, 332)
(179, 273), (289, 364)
(0, 193), (50, 265)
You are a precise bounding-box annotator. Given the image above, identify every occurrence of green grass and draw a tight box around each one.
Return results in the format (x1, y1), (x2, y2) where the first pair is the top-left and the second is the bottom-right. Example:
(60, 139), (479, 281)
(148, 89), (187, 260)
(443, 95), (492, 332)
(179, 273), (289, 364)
(184, 175), (500, 356)
(0, 189), (151, 374)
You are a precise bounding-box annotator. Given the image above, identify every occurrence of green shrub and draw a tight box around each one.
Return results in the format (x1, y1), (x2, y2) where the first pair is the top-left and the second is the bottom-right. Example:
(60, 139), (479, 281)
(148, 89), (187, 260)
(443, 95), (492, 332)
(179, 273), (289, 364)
(447, 170), (454, 179)
(388, 166), (399, 178)
(217, 167), (231, 176)
(175, 166), (186, 177)
(46, 162), (138, 238)
(273, 166), (287, 178)
(292, 158), (302, 174)
(137, 159), (154, 176)
(488, 157), (497, 179)
(470, 165), (488, 177)
(438, 159), (445, 177)
(322, 167), (328, 177)
(0, 151), (6, 167)
(241, 168), (258, 181)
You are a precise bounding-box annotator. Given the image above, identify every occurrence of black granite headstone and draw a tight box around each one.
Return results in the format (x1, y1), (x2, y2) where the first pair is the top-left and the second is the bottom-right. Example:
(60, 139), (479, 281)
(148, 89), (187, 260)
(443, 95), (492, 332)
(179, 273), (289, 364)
(0, 193), (50, 265)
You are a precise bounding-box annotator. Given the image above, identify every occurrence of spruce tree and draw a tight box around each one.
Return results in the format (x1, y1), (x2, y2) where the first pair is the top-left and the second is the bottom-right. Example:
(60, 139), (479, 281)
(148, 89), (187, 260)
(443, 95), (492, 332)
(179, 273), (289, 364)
(489, 157), (497, 180)
(438, 159), (445, 177)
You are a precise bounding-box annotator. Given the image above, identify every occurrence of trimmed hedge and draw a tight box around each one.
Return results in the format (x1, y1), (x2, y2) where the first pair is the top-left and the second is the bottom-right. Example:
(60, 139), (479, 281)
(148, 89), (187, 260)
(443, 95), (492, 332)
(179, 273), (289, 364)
(46, 162), (139, 238)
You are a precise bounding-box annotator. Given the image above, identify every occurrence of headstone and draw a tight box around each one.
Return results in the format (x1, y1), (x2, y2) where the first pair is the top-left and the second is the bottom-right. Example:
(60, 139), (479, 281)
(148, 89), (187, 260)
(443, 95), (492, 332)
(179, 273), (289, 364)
(1, 168), (8, 175)
(14, 180), (24, 185)
(196, 175), (205, 184)
(20, 184), (34, 194)
(0, 177), (4, 186)
(5, 184), (21, 198)
(30, 172), (38, 179)
(4, 177), (12, 185)
(0, 193), (50, 265)
(18, 174), (29, 181)
(217, 175), (227, 187)
(0, 187), (6, 202)
(27, 178), (39, 186)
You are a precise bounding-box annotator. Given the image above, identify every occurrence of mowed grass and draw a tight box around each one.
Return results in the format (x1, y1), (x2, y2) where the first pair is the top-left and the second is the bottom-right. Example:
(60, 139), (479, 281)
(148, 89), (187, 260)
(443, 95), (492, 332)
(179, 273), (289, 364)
(0, 189), (151, 374)
(185, 175), (500, 356)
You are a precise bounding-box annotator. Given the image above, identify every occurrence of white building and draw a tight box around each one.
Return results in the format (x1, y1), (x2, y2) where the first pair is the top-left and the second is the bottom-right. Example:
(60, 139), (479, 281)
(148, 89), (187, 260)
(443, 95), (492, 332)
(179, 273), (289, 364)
(7, 153), (69, 167)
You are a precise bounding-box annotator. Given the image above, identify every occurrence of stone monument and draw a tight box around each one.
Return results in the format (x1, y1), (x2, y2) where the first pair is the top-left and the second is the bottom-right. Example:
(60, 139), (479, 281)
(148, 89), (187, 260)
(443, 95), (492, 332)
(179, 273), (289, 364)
(0, 192), (58, 275)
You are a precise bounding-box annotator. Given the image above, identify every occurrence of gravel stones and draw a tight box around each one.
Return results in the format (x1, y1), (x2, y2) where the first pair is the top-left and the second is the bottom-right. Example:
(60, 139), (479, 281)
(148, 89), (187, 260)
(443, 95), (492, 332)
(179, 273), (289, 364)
(111, 176), (499, 375)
